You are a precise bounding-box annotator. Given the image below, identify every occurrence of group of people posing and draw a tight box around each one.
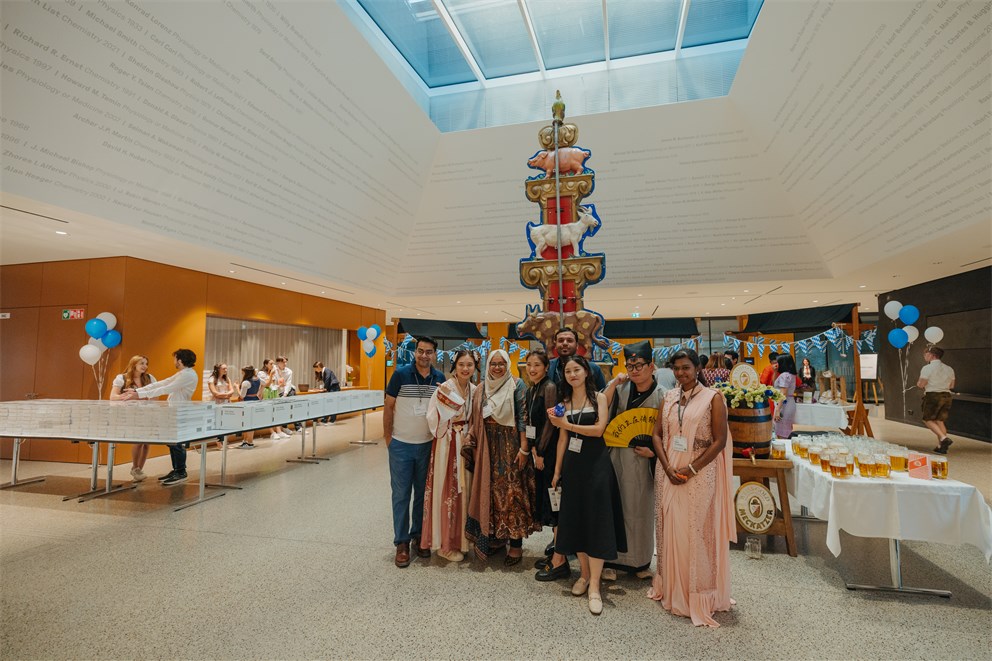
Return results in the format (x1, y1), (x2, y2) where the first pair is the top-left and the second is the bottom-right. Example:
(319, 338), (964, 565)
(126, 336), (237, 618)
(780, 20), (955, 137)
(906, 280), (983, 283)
(383, 330), (735, 626)
(110, 351), (340, 486)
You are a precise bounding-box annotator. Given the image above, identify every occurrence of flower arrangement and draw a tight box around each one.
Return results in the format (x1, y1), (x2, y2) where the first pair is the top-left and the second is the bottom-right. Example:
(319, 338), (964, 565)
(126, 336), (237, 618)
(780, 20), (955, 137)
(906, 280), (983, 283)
(714, 382), (785, 409)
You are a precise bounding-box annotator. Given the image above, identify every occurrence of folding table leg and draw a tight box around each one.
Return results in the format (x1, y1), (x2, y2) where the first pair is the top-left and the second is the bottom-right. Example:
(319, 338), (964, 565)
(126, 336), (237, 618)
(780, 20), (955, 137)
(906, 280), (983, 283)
(0, 438), (45, 489)
(845, 539), (951, 598)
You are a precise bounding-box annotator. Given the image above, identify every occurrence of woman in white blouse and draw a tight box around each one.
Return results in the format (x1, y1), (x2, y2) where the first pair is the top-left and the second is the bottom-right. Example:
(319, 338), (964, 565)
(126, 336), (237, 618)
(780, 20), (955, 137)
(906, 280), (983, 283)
(109, 355), (157, 481)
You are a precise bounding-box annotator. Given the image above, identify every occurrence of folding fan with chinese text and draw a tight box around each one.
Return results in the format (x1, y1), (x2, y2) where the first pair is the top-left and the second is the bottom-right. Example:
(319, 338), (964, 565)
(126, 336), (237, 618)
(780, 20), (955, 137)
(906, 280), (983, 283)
(604, 407), (658, 448)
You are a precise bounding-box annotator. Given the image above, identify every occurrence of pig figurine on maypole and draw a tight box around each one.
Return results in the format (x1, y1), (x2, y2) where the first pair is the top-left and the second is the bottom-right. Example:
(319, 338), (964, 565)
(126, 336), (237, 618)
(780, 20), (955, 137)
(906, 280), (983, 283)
(516, 91), (607, 358)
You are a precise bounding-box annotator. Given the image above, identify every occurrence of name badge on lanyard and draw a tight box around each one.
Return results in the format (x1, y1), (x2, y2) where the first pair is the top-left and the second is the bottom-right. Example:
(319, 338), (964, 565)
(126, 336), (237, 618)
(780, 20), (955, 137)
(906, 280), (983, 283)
(525, 425), (536, 440)
(414, 400), (428, 416)
(568, 436), (583, 453)
(672, 435), (688, 453)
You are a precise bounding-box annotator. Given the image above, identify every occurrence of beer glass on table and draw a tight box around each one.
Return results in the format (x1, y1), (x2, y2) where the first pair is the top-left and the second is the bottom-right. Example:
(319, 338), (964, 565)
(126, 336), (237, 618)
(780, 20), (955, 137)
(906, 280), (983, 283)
(874, 453), (891, 478)
(931, 455), (948, 480)
(771, 440), (787, 460)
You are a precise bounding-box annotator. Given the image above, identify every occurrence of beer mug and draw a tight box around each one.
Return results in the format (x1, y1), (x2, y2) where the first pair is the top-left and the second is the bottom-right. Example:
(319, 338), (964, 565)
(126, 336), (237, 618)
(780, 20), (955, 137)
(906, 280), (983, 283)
(874, 453), (891, 478)
(791, 437), (802, 455)
(888, 446), (908, 472)
(857, 452), (875, 478)
(771, 440), (787, 460)
(844, 453), (855, 476)
(820, 449), (833, 473)
(931, 455), (948, 480)
(829, 456), (847, 478)
(798, 440), (810, 459)
(745, 536), (762, 560)
(808, 445), (823, 465)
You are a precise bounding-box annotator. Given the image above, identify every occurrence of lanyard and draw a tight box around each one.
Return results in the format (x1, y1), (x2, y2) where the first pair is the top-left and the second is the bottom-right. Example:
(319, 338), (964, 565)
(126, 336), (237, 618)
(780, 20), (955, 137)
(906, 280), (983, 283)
(414, 369), (435, 402)
(677, 384), (700, 435)
(526, 377), (549, 424)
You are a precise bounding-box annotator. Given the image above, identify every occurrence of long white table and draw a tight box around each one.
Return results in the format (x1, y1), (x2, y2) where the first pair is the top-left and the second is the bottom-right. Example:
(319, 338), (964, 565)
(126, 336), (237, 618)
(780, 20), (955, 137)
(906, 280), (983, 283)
(0, 392), (384, 511)
(793, 403), (855, 429)
(784, 446), (992, 597)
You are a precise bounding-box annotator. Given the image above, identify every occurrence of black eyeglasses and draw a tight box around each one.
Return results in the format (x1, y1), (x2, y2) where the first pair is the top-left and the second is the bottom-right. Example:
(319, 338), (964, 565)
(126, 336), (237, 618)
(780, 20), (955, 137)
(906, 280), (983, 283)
(627, 361), (650, 372)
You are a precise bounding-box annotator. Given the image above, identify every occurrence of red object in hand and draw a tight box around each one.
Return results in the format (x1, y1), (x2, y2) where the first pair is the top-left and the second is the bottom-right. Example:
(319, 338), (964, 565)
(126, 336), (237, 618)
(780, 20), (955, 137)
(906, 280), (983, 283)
(742, 448), (752, 458)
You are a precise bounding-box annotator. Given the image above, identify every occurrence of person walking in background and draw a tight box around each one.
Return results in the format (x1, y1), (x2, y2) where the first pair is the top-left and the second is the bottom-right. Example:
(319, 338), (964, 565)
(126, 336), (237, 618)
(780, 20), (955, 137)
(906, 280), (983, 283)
(918, 345), (956, 454)
(383, 336), (446, 568)
(773, 354), (798, 439)
(238, 365), (262, 449)
(649, 348), (735, 628)
(109, 355), (157, 482)
(121, 349), (199, 486)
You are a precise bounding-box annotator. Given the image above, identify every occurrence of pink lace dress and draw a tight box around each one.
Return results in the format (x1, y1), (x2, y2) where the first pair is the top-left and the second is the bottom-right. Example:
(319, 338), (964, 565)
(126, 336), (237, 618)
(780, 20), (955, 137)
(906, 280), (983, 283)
(648, 386), (736, 628)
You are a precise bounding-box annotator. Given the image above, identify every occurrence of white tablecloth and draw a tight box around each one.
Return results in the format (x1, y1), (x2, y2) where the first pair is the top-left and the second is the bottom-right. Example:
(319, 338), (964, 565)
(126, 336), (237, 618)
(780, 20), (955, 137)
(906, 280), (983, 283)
(785, 448), (992, 560)
(793, 403), (852, 429)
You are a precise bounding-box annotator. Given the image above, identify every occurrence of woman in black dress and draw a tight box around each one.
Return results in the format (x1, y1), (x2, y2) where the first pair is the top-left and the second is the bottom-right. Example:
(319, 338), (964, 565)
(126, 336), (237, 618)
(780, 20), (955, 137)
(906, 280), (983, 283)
(524, 349), (562, 574)
(548, 355), (626, 616)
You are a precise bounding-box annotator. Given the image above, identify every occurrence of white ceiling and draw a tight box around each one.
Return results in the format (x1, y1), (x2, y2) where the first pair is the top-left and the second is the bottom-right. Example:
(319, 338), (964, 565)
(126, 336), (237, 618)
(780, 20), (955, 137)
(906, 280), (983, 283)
(1, 0), (989, 326)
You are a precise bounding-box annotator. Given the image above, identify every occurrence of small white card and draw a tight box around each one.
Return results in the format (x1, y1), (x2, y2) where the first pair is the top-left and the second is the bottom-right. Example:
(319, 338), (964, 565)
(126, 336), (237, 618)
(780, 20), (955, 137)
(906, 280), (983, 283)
(413, 401), (428, 416)
(549, 487), (561, 512)
(672, 435), (688, 452)
(525, 425), (536, 440)
(482, 403), (494, 419)
(568, 436), (583, 453)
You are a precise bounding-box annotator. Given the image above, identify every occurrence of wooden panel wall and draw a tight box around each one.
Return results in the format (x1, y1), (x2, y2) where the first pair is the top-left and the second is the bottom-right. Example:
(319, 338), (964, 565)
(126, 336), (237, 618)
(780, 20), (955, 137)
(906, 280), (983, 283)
(0, 256), (386, 462)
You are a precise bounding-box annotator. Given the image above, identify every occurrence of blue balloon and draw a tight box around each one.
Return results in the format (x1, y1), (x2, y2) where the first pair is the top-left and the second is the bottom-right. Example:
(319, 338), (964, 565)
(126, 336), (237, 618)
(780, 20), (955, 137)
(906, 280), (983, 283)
(898, 305), (920, 325)
(85, 318), (107, 339)
(365, 348), (376, 358)
(102, 329), (122, 348)
(888, 328), (909, 349)
(357, 326), (368, 341)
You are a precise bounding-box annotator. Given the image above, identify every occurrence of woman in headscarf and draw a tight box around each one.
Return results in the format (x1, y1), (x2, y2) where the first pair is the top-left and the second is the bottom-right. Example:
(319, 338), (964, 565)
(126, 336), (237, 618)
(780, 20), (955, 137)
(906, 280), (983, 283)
(421, 350), (477, 563)
(463, 349), (539, 565)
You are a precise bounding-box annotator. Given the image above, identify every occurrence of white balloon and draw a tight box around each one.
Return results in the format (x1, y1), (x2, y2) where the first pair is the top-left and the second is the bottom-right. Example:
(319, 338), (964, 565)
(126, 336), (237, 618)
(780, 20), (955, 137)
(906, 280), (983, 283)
(96, 311), (117, 330)
(88, 337), (108, 353)
(903, 325), (919, 343)
(924, 326), (944, 344)
(365, 327), (379, 341)
(883, 300), (903, 320)
(362, 339), (375, 353)
(79, 344), (103, 365)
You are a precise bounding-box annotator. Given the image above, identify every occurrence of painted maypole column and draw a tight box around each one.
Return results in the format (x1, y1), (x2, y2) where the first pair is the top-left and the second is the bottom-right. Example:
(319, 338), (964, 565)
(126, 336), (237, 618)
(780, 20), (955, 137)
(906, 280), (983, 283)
(516, 91), (607, 357)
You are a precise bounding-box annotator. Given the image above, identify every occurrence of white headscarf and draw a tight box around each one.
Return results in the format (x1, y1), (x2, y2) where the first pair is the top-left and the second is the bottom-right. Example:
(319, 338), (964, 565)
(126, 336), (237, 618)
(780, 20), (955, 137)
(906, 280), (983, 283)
(484, 349), (516, 427)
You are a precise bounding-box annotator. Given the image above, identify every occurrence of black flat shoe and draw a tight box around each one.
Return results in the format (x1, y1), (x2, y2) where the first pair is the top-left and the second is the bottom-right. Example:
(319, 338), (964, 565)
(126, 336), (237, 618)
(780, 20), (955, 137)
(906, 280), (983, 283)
(535, 562), (571, 582)
(544, 543), (555, 556)
(534, 555), (552, 570)
(505, 553), (522, 567)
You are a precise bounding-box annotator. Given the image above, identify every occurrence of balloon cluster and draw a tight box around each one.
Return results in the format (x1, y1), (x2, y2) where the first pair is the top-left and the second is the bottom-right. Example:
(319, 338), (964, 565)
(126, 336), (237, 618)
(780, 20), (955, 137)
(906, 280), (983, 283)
(883, 301), (943, 349)
(78, 312), (122, 365)
(357, 325), (382, 358)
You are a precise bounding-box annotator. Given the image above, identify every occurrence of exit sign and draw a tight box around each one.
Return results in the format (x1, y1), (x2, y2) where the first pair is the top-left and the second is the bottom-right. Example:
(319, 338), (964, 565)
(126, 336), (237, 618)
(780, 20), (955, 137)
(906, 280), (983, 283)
(631, 312), (640, 318)
(62, 308), (85, 320)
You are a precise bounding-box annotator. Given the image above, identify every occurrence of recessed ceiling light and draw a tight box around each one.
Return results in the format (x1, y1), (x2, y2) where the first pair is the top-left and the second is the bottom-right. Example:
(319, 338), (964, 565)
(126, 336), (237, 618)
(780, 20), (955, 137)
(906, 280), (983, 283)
(228, 270), (236, 273)
(731, 297), (736, 300)
(635, 305), (639, 309)
(416, 313), (421, 316)
(320, 291), (325, 294)
(456, 301), (461, 304)
(859, 284), (866, 288)
(720, 303), (725, 306)
(743, 290), (750, 293)
(637, 294), (643, 297)
(55, 230), (68, 235)
(813, 300), (819, 303)
(705, 312), (711, 315)
(281, 282), (286, 285)
(484, 311), (488, 314)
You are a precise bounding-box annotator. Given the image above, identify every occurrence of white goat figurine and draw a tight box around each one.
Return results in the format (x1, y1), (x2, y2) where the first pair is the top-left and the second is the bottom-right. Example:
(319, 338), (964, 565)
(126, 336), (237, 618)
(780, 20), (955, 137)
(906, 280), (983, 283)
(530, 206), (598, 257)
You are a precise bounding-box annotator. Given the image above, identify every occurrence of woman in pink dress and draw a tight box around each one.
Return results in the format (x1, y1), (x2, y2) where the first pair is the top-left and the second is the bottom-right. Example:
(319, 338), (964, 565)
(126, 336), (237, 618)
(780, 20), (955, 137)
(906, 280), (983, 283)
(648, 348), (735, 628)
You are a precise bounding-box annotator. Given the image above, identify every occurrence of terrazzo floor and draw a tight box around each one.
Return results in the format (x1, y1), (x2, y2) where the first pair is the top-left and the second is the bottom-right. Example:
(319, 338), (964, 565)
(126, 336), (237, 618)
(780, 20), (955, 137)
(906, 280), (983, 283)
(1, 410), (990, 660)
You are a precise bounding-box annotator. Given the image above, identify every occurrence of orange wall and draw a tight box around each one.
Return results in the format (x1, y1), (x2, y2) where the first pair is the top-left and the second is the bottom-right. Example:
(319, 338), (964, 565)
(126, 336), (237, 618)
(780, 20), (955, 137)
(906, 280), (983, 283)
(0, 256), (385, 463)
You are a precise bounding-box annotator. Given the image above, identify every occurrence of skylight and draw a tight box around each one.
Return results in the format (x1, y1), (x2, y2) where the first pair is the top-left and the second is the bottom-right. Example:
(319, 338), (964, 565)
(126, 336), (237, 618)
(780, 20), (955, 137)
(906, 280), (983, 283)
(344, 0), (764, 131)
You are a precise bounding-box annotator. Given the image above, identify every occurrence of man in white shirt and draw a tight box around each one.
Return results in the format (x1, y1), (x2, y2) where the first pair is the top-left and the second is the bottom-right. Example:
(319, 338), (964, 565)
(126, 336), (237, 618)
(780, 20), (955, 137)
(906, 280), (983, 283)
(275, 356), (298, 433)
(121, 348), (199, 484)
(917, 345), (956, 454)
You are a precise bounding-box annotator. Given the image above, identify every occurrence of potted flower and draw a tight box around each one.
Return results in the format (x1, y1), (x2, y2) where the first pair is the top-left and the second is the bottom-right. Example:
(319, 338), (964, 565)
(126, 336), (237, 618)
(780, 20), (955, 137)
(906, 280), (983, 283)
(714, 383), (784, 458)
(345, 364), (355, 387)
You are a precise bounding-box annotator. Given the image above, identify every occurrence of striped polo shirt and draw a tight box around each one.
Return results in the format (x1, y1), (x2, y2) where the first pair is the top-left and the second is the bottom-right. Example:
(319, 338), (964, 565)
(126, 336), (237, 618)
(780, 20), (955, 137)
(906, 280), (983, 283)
(386, 364), (447, 444)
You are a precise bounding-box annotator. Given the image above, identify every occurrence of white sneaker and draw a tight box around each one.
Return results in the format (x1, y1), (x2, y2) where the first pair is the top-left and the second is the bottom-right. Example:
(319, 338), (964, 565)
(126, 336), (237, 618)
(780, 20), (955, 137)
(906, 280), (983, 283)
(130, 467), (147, 482)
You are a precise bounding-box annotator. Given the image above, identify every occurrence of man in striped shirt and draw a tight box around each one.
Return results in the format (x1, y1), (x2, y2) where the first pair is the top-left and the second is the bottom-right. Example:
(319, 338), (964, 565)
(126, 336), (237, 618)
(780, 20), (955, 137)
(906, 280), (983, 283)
(383, 336), (446, 567)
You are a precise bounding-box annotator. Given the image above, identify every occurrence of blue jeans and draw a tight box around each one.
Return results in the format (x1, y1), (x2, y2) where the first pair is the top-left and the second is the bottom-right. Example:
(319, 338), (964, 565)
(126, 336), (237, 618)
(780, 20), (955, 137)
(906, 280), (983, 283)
(388, 439), (432, 546)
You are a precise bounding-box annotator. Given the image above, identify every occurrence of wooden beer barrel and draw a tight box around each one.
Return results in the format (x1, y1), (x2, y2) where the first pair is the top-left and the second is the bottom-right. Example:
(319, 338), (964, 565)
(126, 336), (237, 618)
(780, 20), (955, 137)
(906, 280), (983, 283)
(729, 404), (773, 458)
